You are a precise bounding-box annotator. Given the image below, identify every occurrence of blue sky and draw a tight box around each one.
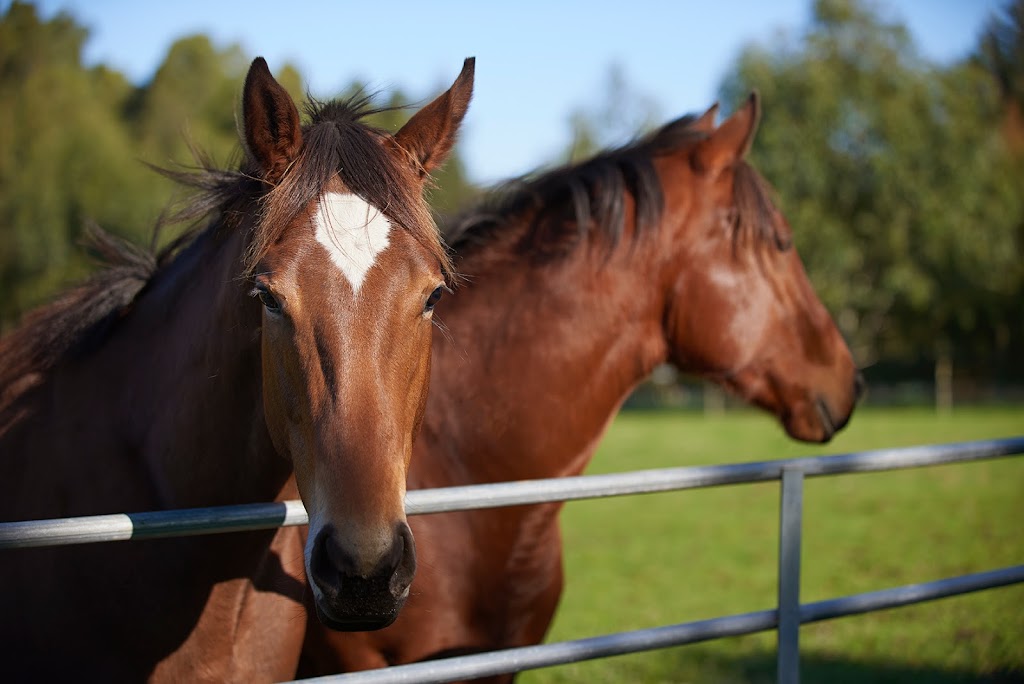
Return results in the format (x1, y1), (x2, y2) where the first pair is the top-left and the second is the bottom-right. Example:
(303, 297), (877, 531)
(19, 0), (1006, 184)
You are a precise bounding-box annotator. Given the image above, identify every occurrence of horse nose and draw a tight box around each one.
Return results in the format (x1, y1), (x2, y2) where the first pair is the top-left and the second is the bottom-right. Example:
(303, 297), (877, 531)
(854, 371), (867, 401)
(387, 522), (416, 597)
(309, 523), (417, 601)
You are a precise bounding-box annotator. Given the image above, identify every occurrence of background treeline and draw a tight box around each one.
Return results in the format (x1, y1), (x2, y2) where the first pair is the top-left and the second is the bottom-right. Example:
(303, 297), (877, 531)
(724, 0), (1024, 405)
(1, 0), (1022, 403)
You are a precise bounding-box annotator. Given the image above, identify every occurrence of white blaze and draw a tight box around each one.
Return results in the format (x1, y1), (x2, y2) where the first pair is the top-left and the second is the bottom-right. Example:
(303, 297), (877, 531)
(314, 193), (392, 293)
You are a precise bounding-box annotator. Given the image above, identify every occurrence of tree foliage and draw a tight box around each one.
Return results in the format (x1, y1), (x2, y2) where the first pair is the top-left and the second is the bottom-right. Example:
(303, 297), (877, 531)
(980, 0), (1024, 122)
(0, 2), (143, 319)
(720, 0), (1023, 381)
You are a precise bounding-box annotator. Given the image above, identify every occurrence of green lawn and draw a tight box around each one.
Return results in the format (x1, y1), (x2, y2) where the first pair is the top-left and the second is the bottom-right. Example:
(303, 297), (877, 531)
(521, 407), (1024, 684)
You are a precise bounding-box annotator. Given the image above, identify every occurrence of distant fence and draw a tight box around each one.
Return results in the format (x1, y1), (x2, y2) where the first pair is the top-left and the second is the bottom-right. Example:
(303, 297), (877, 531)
(625, 375), (1024, 410)
(3, 437), (1023, 683)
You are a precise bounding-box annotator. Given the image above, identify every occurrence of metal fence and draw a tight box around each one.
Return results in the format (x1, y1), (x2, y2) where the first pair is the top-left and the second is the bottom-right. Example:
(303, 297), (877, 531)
(3, 437), (1023, 683)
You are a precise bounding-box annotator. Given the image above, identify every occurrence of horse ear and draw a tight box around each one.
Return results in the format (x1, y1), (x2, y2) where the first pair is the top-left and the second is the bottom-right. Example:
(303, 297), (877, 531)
(692, 92), (760, 176)
(243, 57), (303, 183)
(395, 57), (475, 179)
(691, 102), (720, 133)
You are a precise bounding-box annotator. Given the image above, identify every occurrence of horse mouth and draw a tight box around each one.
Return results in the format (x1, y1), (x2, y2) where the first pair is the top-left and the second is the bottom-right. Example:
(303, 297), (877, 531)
(310, 573), (409, 632)
(313, 596), (404, 632)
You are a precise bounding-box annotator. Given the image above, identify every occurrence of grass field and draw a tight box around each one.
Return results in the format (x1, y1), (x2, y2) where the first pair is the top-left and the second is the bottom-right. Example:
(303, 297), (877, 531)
(519, 406), (1024, 684)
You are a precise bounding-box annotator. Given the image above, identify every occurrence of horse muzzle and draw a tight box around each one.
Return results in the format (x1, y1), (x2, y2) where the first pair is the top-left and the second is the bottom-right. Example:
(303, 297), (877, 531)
(307, 521), (416, 631)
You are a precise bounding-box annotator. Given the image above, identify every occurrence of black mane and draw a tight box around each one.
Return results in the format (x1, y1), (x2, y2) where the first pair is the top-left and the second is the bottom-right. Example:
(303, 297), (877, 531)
(444, 113), (706, 261)
(0, 226), (154, 424)
(444, 111), (785, 262)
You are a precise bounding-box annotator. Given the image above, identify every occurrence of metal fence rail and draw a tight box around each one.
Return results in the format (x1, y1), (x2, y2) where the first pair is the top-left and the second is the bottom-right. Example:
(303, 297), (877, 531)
(3, 437), (1023, 548)
(287, 565), (1024, 684)
(2, 437), (1023, 683)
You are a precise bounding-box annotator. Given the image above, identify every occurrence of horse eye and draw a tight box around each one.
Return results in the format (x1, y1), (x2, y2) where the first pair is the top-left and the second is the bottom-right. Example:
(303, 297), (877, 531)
(424, 285), (444, 314)
(256, 286), (282, 314)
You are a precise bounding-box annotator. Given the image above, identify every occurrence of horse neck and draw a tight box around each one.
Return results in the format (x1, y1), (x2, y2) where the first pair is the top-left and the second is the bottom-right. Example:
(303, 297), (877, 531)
(0, 223), (285, 520)
(418, 237), (669, 486)
(130, 227), (286, 508)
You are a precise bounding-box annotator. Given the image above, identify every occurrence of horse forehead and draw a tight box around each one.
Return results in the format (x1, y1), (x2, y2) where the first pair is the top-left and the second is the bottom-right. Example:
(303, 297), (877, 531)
(313, 192), (393, 294)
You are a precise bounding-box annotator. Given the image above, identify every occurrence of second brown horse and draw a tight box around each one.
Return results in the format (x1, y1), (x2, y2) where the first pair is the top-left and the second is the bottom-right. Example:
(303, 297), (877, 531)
(300, 94), (862, 679)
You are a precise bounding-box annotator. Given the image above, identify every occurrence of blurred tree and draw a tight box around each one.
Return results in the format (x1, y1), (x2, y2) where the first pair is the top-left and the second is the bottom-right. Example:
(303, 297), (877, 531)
(719, 0), (1023, 389)
(0, 2), (149, 324)
(128, 36), (249, 168)
(975, 0), (1024, 391)
(122, 35), (260, 247)
(979, 0), (1024, 151)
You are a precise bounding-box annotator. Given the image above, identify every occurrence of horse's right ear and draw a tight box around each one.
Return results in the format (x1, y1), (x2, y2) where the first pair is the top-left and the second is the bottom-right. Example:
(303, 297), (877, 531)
(243, 57), (303, 184)
(394, 57), (475, 179)
(691, 92), (760, 177)
(691, 103), (720, 133)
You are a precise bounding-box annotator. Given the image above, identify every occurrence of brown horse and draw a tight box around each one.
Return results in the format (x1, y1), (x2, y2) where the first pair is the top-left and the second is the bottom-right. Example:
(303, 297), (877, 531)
(0, 57), (473, 680)
(299, 94), (863, 679)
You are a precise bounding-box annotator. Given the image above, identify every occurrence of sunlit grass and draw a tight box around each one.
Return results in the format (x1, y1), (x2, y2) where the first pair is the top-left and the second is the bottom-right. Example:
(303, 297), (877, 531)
(521, 407), (1024, 683)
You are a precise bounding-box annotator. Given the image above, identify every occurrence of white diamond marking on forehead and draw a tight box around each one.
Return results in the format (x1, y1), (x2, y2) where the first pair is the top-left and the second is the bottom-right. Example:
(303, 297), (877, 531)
(314, 193), (393, 294)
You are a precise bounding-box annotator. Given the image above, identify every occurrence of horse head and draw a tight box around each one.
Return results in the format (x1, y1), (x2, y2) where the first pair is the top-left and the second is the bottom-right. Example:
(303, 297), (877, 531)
(659, 93), (861, 442)
(242, 57), (473, 629)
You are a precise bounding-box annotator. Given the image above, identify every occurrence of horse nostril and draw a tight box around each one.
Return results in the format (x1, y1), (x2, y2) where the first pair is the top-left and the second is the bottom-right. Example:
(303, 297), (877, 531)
(322, 530), (355, 575)
(814, 396), (836, 438)
(389, 522), (417, 598)
(310, 529), (336, 590)
(311, 525), (355, 593)
(854, 371), (867, 401)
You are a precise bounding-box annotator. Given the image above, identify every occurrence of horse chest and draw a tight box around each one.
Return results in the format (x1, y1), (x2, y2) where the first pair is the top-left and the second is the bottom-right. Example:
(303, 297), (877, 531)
(463, 503), (565, 636)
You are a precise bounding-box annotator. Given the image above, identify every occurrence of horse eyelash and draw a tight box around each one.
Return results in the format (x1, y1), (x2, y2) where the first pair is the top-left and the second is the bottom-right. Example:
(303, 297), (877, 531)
(432, 316), (455, 347)
(248, 272), (274, 298)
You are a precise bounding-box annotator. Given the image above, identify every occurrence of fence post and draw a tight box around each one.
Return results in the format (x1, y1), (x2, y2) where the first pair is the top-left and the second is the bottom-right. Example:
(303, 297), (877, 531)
(777, 467), (804, 684)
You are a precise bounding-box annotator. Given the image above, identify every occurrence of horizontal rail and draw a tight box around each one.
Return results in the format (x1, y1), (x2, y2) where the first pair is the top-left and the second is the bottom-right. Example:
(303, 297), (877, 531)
(288, 565), (1024, 684)
(2, 437), (1023, 549)
(406, 436), (1024, 513)
(0, 500), (310, 548)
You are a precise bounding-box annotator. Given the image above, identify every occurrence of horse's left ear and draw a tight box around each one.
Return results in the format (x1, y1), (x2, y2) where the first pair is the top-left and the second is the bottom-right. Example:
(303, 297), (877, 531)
(692, 91), (760, 176)
(243, 57), (303, 183)
(395, 57), (475, 179)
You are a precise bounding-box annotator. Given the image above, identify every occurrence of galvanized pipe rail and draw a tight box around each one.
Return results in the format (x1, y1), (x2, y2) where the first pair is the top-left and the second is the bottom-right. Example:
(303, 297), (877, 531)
(287, 565), (1024, 684)
(2, 437), (1023, 548)
(2, 437), (1022, 683)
